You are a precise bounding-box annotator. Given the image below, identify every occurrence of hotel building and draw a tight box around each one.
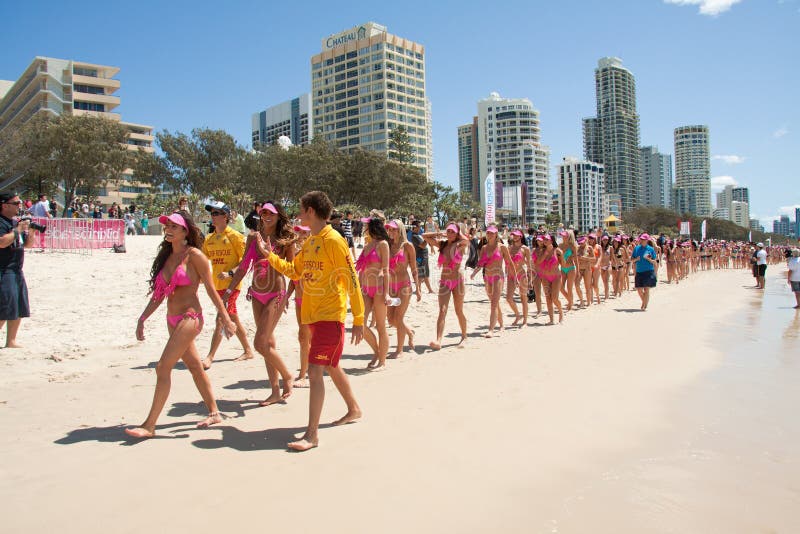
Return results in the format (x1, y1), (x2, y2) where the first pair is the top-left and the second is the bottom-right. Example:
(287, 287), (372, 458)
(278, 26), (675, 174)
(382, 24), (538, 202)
(474, 92), (550, 225)
(457, 119), (479, 202)
(251, 94), (312, 148)
(0, 56), (154, 205)
(673, 125), (711, 217)
(640, 146), (672, 208)
(310, 22), (432, 180)
(583, 57), (642, 213)
(557, 157), (605, 232)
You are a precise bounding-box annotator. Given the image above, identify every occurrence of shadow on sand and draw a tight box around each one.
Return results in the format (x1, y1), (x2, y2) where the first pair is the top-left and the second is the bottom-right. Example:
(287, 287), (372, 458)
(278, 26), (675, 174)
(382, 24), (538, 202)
(54, 421), (193, 446)
(190, 422), (335, 452)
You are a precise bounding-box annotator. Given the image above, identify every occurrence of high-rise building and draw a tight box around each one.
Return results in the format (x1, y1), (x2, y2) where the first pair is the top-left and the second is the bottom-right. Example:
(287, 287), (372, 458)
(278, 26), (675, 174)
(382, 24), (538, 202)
(713, 207), (730, 220)
(750, 219), (764, 232)
(251, 94), (312, 148)
(716, 184), (733, 213)
(640, 146), (672, 207)
(457, 119), (479, 202)
(774, 215), (792, 236)
(475, 92), (550, 225)
(310, 22), (431, 180)
(557, 157), (605, 232)
(795, 207), (800, 238)
(673, 125), (711, 216)
(0, 56), (154, 205)
(583, 57), (642, 213)
(730, 200), (749, 228)
(732, 186), (749, 204)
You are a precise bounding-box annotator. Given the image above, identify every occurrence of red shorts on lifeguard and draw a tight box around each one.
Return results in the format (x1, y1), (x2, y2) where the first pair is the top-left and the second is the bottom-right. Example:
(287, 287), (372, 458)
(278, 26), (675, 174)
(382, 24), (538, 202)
(308, 321), (345, 368)
(216, 289), (240, 315)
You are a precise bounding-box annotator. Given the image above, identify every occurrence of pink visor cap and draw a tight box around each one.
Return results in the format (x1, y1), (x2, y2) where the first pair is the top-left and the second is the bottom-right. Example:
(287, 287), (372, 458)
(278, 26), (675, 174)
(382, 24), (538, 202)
(385, 220), (399, 229)
(259, 202), (278, 214)
(158, 213), (188, 230)
(639, 233), (651, 241)
(510, 229), (524, 238)
(485, 225), (498, 233)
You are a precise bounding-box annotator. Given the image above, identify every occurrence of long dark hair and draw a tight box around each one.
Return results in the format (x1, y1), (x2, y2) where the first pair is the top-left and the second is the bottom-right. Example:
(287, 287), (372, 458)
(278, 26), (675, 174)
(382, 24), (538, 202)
(367, 218), (389, 242)
(148, 210), (203, 295)
(257, 200), (295, 249)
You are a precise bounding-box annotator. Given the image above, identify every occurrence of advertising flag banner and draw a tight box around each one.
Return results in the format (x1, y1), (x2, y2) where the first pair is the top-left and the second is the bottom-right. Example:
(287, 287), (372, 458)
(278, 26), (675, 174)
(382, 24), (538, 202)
(701, 219), (707, 241)
(485, 170), (495, 226)
(679, 220), (692, 236)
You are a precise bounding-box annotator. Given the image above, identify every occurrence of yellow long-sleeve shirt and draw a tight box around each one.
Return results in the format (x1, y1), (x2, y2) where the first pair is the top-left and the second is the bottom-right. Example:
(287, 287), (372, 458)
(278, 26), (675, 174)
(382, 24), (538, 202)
(268, 225), (364, 326)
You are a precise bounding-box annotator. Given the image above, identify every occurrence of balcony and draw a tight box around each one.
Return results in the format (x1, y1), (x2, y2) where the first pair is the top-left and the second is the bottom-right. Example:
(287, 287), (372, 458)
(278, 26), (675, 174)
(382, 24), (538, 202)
(71, 74), (120, 92)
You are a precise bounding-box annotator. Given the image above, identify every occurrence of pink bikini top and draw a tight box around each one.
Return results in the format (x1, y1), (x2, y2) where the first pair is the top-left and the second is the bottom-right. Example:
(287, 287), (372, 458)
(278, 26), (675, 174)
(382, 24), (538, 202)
(153, 261), (192, 299)
(241, 238), (278, 278)
(510, 250), (524, 263)
(477, 247), (502, 268)
(356, 247), (380, 273)
(437, 247), (463, 270)
(389, 249), (406, 269)
(532, 251), (559, 271)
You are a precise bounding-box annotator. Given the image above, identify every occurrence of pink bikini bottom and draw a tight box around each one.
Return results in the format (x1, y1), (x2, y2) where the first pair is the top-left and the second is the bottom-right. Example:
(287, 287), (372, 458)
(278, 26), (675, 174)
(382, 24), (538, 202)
(389, 279), (411, 293)
(166, 311), (203, 331)
(439, 277), (463, 292)
(248, 287), (285, 306)
(362, 285), (384, 299)
(484, 274), (504, 285)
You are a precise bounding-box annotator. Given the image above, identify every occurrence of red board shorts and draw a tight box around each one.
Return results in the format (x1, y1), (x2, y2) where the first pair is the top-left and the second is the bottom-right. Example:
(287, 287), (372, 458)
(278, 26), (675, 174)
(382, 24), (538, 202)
(216, 289), (240, 316)
(308, 321), (345, 368)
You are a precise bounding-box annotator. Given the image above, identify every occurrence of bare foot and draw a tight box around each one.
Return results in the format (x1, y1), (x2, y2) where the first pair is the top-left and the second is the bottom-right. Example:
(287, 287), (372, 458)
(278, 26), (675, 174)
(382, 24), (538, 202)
(366, 357), (378, 368)
(333, 409), (362, 426)
(511, 315), (522, 326)
(387, 351), (401, 360)
(281, 377), (293, 400)
(233, 351), (254, 362)
(124, 426), (155, 439)
(197, 412), (223, 428)
(259, 392), (284, 406)
(457, 336), (467, 348)
(201, 357), (213, 370)
(482, 331), (494, 338)
(288, 438), (319, 452)
(294, 378), (309, 388)
(4, 341), (21, 349)
(429, 341), (441, 351)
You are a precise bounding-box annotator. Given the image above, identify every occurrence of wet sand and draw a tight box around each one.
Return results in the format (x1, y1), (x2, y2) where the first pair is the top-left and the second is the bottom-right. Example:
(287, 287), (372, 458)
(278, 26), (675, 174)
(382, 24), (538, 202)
(0, 237), (798, 533)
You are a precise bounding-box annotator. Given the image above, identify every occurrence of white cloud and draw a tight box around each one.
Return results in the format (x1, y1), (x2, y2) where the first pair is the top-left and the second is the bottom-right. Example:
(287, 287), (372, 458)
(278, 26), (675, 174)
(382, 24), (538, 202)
(710, 175), (738, 192)
(773, 126), (789, 138)
(779, 204), (800, 216)
(712, 154), (746, 164)
(663, 0), (744, 16)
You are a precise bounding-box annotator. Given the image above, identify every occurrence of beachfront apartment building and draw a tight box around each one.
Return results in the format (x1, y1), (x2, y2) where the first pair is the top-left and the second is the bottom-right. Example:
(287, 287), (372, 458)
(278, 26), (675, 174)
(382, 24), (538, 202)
(457, 119), (480, 202)
(557, 157), (606, 232)
(310, 22), (432, 180)
(773, 215), (792, 237)
(475, 92), (550, 225)
(583, 57), (642, 214)
(640, 146), (672, 208)
(716, 184), (750, 228)
(0, 56), (154, 206)
(251, 94), (313, 148)
(673, 125), (711, 217)
(730, 200), (750, 229)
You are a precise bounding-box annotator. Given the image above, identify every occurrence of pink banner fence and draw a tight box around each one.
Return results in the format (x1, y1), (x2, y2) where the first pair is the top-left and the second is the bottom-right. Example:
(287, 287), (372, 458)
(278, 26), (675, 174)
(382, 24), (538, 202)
(30, 217), (126, 250)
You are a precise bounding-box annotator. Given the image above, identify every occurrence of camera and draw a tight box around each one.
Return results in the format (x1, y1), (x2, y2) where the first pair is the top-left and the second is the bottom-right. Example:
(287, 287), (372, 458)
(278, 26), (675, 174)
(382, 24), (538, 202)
(17, 216), (47, 233)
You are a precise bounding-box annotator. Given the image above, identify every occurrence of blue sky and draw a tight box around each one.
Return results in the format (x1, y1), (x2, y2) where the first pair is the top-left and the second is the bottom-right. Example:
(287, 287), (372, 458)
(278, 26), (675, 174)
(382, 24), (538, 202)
(1, 0), (797, 227)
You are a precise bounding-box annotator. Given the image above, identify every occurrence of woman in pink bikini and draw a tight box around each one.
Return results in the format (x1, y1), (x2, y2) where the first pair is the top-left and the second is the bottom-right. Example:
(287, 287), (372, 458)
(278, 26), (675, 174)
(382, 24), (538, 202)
(506, 229), (531, 326)
(126, 210), (236, 439)
(532, 234), (563, 325)
(228, 201), (295, 406)
(470, 225), (515, 337)
(385, 219), (420, 358)
(423, 223), (469, 349)
(285, 224), (311, 387)
(356, 217), (391, 369)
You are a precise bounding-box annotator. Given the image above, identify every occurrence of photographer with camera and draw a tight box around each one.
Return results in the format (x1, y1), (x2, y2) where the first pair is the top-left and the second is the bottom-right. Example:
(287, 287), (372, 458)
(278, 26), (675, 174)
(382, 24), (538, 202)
(0, 193), (40, 348)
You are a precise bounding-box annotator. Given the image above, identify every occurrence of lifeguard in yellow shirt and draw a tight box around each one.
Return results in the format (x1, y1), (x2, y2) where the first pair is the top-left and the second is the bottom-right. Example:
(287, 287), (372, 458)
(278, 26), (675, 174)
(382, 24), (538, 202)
(200, 202), (253, 369)
(263, 191), (364, 452)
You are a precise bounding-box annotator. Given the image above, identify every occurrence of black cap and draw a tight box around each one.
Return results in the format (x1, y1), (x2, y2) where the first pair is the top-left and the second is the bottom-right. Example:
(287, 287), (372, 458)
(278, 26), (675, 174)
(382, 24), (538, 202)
(204, 201), (230, 214)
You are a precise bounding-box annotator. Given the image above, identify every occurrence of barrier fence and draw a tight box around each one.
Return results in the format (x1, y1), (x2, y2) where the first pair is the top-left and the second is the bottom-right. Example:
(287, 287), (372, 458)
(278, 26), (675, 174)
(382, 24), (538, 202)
(29, 217), (126, 252)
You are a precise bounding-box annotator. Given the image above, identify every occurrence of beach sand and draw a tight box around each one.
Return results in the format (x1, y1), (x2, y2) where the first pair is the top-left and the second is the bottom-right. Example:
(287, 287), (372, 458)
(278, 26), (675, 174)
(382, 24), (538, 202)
(1, 236), (798, 533)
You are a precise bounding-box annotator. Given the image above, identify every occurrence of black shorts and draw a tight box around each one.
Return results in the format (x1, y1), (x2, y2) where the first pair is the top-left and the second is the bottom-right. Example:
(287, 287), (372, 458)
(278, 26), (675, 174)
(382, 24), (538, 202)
(634, 270), (657, 288)
(346, 236), (354, 248)
(416, 259), (430, 278)
(0, 269), (30, 321)
(757, 264), (767, 277)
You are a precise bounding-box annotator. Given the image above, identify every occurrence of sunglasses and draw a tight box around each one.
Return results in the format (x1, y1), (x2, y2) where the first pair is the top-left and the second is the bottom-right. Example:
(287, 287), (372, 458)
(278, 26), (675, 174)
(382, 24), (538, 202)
(210, 211), (225, 216)
(4, 201), (21, 206)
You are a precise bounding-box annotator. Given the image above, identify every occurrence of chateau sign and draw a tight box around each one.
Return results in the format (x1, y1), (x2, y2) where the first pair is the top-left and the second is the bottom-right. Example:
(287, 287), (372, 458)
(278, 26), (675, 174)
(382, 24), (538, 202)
(322, 22), (385, 50)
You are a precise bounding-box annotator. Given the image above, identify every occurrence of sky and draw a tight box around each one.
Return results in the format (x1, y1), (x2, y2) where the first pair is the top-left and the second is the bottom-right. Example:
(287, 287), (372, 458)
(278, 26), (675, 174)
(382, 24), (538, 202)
(1, 0), (797, 228)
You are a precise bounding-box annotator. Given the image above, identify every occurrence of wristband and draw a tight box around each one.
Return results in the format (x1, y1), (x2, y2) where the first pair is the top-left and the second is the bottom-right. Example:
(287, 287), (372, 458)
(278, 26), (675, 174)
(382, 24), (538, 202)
(224, 288), (232, 295)
(228, 270), (234, 277)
